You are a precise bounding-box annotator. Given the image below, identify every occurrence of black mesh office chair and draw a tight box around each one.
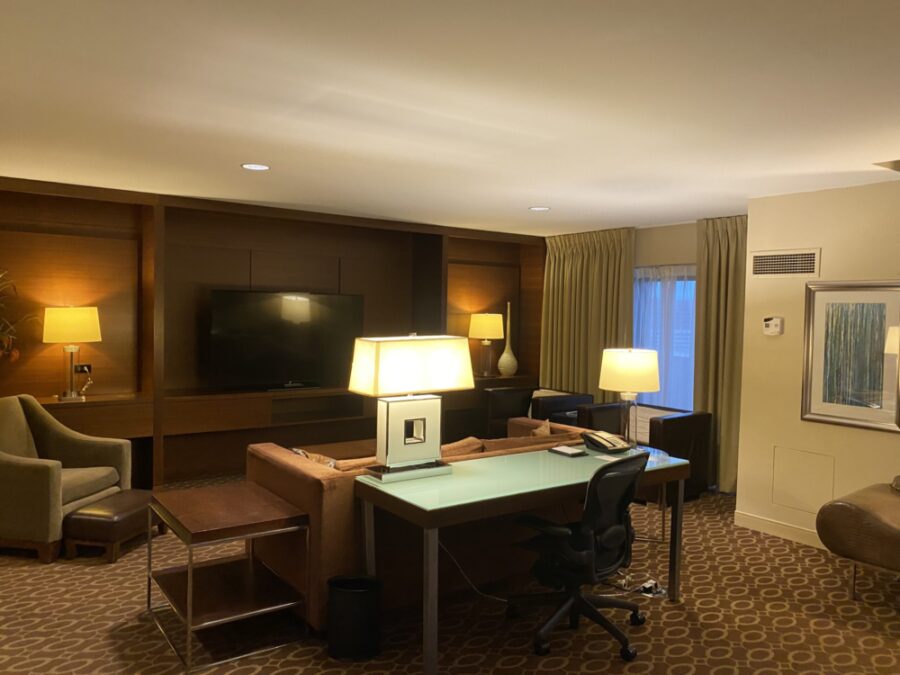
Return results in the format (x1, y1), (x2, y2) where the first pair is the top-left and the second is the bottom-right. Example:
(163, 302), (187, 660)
(507, 452), (650, 661)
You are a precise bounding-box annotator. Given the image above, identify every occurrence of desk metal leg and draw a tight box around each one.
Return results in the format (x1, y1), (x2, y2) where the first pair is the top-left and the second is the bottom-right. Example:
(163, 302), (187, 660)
(667, 479), (684, 602)
(364, 501), (376, 576)
(423, 527), (438, 675)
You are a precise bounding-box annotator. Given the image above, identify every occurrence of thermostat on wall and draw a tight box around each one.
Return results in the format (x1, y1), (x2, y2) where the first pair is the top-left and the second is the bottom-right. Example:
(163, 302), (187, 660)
(763, 316), (784, 336)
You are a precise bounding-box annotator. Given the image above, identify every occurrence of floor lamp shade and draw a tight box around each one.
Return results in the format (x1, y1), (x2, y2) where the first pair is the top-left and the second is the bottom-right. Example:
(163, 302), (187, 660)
(349, 336), (475, 477)
(598, 348), (660, 397)
(599, 348), (659, 448)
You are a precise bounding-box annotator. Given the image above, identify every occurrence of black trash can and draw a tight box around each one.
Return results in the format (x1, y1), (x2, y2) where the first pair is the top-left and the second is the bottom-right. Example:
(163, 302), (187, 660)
(327, 575), (382, 660)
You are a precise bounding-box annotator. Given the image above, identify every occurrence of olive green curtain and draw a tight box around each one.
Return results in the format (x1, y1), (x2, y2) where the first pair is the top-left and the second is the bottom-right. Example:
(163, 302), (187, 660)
(540, 228), (635, 403)
(694, 215), (747, 493)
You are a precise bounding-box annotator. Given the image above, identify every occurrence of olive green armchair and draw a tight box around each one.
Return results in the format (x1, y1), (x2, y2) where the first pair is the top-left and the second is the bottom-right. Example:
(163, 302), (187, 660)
(0, 394), (130, 562)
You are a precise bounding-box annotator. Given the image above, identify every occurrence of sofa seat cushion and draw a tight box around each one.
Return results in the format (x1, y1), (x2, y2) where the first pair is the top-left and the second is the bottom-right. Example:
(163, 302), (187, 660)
(61, 466), (120, 504)
(816, 483), (900, 572)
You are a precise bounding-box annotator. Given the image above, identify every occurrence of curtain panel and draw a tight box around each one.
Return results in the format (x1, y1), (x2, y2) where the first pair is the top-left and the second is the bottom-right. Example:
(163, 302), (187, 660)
(540, 228), (635, 403)
(694, 215), (747, 494)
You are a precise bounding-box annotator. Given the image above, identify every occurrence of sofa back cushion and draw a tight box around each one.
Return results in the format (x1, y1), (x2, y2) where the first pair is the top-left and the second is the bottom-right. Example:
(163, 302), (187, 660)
(441, 436), (484, 458)
(0, 396), (38, 458)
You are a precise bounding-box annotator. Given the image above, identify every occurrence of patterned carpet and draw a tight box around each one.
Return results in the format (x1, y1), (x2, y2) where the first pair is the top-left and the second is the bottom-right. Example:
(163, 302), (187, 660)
(0, 488), (897, 674)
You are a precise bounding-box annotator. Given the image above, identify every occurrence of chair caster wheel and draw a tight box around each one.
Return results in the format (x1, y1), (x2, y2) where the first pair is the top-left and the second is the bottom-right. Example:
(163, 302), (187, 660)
(620, 645), (637, 661)
(629, 611), (646, 626)
(534, 640), (550, 656)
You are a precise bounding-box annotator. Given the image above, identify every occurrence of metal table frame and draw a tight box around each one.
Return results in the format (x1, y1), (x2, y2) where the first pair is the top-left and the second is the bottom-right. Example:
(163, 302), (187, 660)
(357, 449), (687, 675)
(145, 503), (309, 672)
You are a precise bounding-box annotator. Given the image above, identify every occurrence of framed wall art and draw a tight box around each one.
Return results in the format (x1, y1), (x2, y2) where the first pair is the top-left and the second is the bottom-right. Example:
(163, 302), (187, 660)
(802, 280), (900, 433)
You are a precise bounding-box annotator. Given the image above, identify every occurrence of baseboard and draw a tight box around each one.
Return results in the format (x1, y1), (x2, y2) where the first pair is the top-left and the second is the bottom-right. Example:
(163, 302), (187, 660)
(733, 510), (824, 549)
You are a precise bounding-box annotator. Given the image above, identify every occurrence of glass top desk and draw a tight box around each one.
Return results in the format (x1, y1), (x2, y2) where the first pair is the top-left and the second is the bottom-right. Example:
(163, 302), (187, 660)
(355, 445), (690, 675)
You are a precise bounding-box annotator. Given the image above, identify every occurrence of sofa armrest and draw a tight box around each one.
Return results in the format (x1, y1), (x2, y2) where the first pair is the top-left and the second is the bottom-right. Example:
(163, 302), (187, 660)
(18, 395), (131, 489)
(530, 394), (594, 420)
(246, 443), (363, 631)
(0, 451), (63, 542)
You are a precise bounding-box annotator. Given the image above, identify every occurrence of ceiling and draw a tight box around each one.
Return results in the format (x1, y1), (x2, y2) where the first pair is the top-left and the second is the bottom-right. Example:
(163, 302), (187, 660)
(2, 1), (900, 236)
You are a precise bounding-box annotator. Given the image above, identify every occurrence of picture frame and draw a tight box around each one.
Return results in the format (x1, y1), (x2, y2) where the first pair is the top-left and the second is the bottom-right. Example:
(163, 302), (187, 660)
(802, 280), (900, 433)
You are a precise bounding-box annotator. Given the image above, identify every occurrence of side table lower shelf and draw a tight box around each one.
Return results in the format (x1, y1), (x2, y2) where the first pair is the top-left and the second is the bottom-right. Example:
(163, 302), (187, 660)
(146, 482), (310, 672)
(151, 555), (302, 629)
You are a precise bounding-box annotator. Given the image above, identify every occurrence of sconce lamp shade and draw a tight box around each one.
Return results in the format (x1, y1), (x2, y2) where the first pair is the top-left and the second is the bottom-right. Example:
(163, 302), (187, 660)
(468, 313), (504, 340)
(886, 326), (900, 356)
(349, 335), (475, 397)
(599, 348), (659, 393)
(42, 307), (102, 344)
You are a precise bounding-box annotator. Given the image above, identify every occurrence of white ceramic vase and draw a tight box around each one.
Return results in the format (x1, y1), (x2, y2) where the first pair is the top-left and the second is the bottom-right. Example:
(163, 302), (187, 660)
(497, 300), (518, 376)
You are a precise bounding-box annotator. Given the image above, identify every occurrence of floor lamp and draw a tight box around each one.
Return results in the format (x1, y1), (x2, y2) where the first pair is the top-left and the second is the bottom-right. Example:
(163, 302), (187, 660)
(598, 348), (660, 448)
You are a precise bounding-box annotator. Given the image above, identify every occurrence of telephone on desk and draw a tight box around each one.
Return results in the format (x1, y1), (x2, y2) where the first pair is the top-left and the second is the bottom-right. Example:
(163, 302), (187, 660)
(581, 430), (631, 453)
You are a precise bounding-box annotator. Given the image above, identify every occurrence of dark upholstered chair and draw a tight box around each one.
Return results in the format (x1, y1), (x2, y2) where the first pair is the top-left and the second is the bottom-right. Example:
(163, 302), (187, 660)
(0, 394), (130, 562)
(576, 402), (712, 500)
(816, 481), (900, 600)
(484, 387), (536, 438)
(508, 452), (649, 661)
(530, 392), (594, 422)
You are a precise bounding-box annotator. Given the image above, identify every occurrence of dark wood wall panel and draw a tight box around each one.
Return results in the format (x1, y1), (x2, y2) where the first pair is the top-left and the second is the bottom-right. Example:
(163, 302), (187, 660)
(164, 244), (251, 391)
(250, 250), (339, 292)
(0, 190), (140, 238)
(447, 262), (520, 375)
(519, 242), (546, 380)
(0, 230), (138, 397)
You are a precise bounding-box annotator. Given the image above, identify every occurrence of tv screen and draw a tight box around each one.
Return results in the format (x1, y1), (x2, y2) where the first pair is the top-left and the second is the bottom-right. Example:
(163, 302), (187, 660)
(208, 290), (363, 391)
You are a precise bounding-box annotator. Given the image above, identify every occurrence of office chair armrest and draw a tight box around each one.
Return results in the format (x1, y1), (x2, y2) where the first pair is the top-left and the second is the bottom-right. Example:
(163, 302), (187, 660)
(517, 514), (573, 538)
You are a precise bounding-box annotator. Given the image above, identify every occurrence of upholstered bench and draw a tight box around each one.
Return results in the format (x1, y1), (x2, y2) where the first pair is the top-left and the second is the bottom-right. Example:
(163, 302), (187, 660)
(816, 479), (900, 599)
(63, 489), (166, 563)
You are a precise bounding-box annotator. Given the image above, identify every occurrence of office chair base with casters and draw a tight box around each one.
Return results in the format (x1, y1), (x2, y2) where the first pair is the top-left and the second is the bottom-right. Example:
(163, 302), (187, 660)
(508, 586), (644, 659)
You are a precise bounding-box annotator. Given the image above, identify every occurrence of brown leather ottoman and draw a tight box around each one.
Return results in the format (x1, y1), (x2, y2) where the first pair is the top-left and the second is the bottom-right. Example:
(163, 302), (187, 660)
(64, 489), (167, 563)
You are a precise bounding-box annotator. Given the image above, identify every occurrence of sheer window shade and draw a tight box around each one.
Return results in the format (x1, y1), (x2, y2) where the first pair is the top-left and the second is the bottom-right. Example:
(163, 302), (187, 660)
(633, 265), (697, 410)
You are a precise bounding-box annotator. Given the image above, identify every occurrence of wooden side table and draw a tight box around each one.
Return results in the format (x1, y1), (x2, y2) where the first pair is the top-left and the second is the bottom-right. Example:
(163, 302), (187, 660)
(147, 481), (309, 672)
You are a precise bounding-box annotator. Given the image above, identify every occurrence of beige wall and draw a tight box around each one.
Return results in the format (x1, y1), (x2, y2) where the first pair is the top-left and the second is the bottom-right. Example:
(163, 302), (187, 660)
(736, 180), (900, 547)
(635, 222), (696, 267)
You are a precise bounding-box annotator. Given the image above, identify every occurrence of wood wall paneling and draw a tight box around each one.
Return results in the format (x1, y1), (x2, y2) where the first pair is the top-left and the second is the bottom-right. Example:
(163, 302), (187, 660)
(250, 250), (339, 292)
(163, 243), (251, 391)
(0, 229), (139, 397)
(447, 262), (520, 375)
(519, 241), (546, 380)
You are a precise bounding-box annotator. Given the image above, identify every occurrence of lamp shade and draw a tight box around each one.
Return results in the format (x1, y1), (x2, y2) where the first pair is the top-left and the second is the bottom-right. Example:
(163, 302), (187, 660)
(468, 313), (504, 340)
(42, 307), (102, 344)
(599, 348), (659, 393)
(349, 335), (475, 397)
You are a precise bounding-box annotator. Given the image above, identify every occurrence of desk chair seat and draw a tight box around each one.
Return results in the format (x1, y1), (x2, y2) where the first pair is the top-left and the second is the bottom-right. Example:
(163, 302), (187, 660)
(508, 452), (649, 661)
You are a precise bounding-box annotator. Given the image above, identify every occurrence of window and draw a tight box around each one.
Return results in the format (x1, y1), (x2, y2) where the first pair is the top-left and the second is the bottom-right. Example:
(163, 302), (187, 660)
(633, 265), (696, 410)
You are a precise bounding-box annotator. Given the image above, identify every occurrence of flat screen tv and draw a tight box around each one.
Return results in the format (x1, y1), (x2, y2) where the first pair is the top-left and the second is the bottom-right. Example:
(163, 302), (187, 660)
(208, 290), (363, 391)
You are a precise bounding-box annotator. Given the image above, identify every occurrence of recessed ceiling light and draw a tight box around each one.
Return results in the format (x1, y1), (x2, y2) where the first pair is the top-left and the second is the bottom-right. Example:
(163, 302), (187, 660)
(241, 163), (270, 171)
(529, 206), (551, 212)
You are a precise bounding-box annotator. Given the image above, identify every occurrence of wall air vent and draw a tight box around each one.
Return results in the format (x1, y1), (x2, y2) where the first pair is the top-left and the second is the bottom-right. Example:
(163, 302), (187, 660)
(751, 248), (820, 278)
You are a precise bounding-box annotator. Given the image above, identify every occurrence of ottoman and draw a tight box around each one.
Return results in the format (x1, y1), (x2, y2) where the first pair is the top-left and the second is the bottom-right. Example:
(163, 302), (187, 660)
(64, 489), (166, 563)
(816, 481), (900, 599)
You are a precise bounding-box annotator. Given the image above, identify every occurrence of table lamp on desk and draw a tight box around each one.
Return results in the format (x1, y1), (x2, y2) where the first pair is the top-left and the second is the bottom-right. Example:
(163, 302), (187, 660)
(42, 306), (102, 402)
(348, 335), (474, 482)
(598, 348), (659, 448)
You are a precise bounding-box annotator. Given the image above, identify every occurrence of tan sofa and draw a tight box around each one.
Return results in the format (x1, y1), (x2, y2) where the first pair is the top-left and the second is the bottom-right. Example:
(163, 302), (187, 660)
(246, 417), (589, 630)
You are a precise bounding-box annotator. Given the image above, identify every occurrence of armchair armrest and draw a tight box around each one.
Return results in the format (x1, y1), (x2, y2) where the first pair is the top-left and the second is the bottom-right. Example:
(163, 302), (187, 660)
(0, 451), (63, 542)
(18, 395), (130, 489)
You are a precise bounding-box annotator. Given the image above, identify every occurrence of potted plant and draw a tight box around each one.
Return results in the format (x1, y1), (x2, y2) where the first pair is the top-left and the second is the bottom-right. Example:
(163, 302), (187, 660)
(0, 270), (36, 363)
